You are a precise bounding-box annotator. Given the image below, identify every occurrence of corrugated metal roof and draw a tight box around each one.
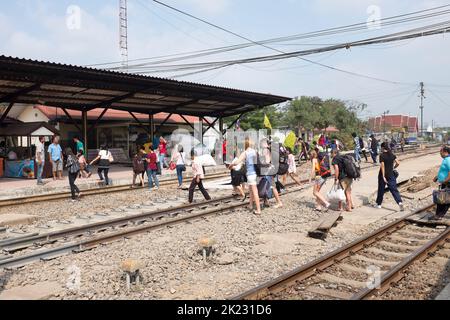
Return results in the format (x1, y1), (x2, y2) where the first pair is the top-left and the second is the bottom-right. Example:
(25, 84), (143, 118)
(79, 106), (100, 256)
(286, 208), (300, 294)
(0, 121), (59, 136)
(0, 55), (290, 118)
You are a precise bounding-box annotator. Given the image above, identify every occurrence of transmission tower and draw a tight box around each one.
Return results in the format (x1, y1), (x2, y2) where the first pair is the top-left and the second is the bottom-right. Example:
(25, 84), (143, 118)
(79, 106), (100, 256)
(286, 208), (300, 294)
(119, 0), (128, 68)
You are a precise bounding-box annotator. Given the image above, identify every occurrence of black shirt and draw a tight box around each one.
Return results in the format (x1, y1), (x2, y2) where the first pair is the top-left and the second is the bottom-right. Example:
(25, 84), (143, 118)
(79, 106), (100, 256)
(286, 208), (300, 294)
(379, 152), (396, 179)
(331, 155), (346, 180)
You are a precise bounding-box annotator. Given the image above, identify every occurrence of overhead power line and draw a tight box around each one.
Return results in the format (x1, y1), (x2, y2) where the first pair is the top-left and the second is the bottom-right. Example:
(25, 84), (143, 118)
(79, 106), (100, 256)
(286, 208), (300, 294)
(88, 3), (450, 70)
(106, 19), (450, 84)
(145, 0), (449, 84)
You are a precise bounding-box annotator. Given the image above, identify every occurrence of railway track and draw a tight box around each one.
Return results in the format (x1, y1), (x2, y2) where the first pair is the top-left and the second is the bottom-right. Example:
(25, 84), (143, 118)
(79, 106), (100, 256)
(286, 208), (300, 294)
(0, 171), (230, 207)
(0, 145), (442, 270)
(0, 144), (439, 208)
(0, 183), (310, 270)
(233, 204), (449, 300)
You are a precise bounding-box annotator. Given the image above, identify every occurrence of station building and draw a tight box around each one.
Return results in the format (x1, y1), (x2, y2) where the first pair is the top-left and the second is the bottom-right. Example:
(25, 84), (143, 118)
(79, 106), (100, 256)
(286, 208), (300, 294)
(0, 55), (289, 180)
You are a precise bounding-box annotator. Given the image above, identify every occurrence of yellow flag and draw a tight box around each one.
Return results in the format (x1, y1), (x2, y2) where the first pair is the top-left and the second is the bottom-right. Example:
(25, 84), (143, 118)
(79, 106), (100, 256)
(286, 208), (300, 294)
(264, 114), (272, 130)
(284, 131), (297, 150)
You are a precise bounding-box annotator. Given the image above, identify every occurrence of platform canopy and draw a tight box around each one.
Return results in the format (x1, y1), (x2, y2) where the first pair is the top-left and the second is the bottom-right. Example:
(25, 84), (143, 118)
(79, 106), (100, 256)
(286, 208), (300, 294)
(0, 56), (290, 118)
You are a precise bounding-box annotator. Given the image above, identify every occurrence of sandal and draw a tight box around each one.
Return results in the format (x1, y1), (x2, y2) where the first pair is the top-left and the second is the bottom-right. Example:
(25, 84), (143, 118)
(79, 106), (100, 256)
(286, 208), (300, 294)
(253, 211), (262, 215)
(241, 195), (247, 202)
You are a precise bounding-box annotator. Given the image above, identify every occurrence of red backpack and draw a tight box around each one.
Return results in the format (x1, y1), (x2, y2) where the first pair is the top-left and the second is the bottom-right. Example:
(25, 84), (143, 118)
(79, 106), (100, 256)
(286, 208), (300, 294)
(318, 152), (331, 178)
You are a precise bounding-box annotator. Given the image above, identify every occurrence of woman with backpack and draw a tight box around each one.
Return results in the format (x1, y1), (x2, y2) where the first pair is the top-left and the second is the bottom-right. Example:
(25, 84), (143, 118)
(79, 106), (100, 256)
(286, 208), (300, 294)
(259, 138), (283, 209)
(309, 150), (331, 212)
(89, 145), (113, 186)
(132, 149), (145, 187)
(65, 148), (81, 202)
(229, 138), (262, 215)
(375, 142), (405, 211)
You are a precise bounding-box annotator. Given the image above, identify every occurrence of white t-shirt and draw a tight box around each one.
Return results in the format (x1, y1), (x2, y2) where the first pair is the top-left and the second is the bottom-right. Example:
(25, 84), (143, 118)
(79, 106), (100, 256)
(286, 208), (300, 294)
(99, 150), (110, 159)
(232, 157), (242, 171)
(176, 152), (185, 166)
(288, 154), (296, 173)
(35, 141), (45, 162)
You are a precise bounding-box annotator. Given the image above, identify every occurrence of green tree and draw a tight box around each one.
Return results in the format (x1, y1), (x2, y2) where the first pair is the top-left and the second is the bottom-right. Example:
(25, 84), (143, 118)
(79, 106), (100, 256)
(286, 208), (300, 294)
(224, 105), (282, 131)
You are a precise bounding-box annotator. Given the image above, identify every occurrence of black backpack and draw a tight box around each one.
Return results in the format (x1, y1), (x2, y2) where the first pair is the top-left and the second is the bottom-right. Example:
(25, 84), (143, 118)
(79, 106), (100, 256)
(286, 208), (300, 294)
(66, 155), (80, 174)
(359, 137), (364, 149)
(257, 176), (271, 199)
(277, 144), (289, 175)
(342, 154), (361, 179)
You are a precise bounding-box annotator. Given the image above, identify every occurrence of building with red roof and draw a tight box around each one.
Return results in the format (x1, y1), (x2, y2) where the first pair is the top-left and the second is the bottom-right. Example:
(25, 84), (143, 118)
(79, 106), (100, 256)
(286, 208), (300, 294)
(368, 115), (418, 134)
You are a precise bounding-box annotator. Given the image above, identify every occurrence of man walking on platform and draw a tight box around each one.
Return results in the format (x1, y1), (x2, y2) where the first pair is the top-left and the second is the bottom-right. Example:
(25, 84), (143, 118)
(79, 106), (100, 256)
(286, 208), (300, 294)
(48, 136), (63, 180)
(73, 136), (84, 154)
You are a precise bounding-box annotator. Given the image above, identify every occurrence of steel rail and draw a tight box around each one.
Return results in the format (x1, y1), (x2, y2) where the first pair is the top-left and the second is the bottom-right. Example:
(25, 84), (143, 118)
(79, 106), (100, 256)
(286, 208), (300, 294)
(0, 171), (230, 207)
(0, 194), (237, 251)
(351, 225), (450, 300)
(0, 185), (307, 269)
(0, 144), (438, 208)
(232, 203), (435, 300)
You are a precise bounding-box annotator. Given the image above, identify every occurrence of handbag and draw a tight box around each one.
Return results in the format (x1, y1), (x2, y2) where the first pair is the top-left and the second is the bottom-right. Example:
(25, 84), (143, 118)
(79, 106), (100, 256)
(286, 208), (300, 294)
(327, 183), (346, 203)
(108, 151), (114, 163)
(433, 186), (450, 205)
(169, 162), (176, 171)
(180, 153), (186, 172)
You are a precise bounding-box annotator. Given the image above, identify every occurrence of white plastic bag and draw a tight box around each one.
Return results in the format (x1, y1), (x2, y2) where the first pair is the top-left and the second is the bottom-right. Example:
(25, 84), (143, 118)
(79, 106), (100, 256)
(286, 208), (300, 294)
(197, 154), (217, 167)
(327, 183), (346, 203)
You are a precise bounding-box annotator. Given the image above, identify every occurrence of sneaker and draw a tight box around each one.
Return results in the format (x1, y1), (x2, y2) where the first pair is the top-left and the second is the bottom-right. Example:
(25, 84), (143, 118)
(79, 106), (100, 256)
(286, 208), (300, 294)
(374, 204), (382, 209)
(399, 203), (405, 211)
(153, 187), (159, 191)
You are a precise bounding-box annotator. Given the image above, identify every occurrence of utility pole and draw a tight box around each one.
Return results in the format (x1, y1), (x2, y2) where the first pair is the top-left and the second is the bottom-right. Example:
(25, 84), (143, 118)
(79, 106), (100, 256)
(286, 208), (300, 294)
(419, 82), (425, 137)
(119, 0), (128, 68)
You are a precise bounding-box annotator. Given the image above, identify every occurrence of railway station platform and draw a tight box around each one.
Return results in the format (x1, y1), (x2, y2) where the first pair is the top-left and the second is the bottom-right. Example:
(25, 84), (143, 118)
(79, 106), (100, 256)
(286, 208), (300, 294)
(0, 164), (230, 200)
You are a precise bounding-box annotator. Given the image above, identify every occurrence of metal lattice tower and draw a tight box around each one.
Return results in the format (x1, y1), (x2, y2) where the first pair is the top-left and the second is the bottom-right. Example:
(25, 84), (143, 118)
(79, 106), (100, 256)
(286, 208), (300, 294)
(119, 0), (128, 68)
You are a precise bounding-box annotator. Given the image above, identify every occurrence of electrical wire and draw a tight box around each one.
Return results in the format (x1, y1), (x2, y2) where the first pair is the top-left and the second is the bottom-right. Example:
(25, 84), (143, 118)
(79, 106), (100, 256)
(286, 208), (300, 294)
(144, 0), (449, 84)
(87, 3), (450, 69)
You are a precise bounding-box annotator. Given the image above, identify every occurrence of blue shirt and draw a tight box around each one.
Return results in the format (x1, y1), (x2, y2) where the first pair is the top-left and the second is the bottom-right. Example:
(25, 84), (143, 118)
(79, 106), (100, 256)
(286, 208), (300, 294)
(48, 143), (62, 161)
(438, 156), (450, 183)
(245, 148), (257, 176)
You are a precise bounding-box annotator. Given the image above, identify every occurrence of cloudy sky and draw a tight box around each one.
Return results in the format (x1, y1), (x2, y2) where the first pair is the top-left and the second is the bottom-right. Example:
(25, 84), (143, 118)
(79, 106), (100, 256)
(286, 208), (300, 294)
(1, 0), (449, 126)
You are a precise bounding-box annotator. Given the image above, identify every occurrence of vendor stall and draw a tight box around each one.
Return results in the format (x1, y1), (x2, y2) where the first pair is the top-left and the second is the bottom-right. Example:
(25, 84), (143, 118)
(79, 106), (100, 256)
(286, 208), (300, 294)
(0, 122), (59, 179)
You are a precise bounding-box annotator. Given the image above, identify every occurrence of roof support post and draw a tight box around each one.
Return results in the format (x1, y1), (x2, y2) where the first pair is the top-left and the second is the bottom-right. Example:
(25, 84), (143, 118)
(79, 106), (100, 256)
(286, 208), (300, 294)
(219, 118), (224, 137)
(128, 111), (151, 135)
(82, 109), (88, 160)
(61, 108), (83, 135)
(0, 102), (14, 124)
(197, 117), (203, 145)
(149, 113), (154, 143)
